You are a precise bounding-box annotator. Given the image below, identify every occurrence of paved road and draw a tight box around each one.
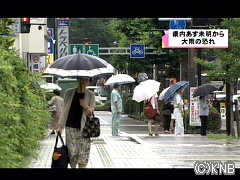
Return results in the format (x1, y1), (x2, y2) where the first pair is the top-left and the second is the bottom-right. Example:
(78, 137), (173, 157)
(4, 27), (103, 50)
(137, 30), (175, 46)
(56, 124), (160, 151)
(97, 111), (240, 168)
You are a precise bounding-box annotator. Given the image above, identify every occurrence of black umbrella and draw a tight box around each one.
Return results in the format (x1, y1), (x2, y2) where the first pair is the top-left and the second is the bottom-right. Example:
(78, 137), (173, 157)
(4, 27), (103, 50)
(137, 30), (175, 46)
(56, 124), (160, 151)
(44, 53), (115, 78)
(192, 84), (218, 97)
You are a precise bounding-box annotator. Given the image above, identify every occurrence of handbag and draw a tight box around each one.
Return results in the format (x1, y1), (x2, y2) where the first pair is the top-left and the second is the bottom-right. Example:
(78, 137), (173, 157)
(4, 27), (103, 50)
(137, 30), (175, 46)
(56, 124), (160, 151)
(82, 113), (100, 138)
(51, 132), (69, 168)
(144, 98), (157, 119)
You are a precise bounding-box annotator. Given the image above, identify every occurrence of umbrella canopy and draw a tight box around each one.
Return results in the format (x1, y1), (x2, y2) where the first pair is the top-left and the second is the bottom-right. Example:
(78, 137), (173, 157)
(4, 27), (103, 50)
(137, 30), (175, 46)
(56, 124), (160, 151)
(132, 79), (160, 102)
(192, 84), (218, 97)
(158, 87), (170, 101)
(40, 83), (62, 92)
(163, 81), (189, 103)
(44, 53), (115, 78)
(105, 74), (135, 85)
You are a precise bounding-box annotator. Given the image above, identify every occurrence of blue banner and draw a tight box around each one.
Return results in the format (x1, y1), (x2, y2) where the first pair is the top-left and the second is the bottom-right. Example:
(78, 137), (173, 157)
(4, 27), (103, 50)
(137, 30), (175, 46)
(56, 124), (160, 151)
(47, 28), (54, 54)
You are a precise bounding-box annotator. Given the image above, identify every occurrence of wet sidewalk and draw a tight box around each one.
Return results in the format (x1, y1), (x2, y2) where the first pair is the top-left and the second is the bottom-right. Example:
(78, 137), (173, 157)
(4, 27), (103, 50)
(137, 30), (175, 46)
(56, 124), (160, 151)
(28, 111), (240, 168)
(28, 113), (168, 168)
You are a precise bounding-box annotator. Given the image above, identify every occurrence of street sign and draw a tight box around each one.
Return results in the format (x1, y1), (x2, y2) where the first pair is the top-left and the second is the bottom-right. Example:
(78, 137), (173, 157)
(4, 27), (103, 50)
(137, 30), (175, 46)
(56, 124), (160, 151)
(169, 20), (187, 29)
(85, 44), (99, 56)
(130, 44), (145, 58)
(57, 26), (69, 58)
(58, 18), (70, 26)
(220, 103), (226, 130)
(47, 28), (54, 54)
(70, 44), (99, 57)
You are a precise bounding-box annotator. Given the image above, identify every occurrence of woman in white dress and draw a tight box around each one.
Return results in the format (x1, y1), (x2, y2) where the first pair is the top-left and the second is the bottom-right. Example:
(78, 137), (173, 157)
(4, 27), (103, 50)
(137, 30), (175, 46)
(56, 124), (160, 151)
(172, 89), (184, 136)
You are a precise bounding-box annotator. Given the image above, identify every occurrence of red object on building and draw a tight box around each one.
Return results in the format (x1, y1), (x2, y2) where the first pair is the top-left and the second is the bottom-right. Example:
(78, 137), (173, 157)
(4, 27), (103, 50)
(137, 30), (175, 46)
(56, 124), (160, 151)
(21, 18), (30, 23)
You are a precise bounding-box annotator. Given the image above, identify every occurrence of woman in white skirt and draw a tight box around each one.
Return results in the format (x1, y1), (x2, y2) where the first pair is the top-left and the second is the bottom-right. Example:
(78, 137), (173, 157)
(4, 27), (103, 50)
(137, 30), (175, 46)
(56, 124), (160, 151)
(172, 89), (184, 136)
(57, 78), (95, 168)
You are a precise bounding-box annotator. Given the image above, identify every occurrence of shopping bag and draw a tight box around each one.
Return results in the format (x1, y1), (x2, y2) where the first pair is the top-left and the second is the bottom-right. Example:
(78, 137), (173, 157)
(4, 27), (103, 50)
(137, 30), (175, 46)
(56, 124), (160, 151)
(82, 113), (100, 138)
(51, 132), (69, 168)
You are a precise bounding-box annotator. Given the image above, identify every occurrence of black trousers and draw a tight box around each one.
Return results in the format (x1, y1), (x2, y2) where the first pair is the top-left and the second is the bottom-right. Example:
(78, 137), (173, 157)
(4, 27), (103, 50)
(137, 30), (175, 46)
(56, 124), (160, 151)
(163, 115), (171, 131)
(200, 116), (208, 136)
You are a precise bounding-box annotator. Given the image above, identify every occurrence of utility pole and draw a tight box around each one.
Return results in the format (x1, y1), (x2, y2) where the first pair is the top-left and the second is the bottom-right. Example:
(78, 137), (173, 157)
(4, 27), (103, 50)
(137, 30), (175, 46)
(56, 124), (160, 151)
(197, 49), (202, 86)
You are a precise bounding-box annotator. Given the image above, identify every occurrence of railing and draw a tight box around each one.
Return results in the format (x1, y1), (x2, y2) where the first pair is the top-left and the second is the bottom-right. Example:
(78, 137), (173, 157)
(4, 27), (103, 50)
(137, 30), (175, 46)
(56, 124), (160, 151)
(99, 47), (166, 55)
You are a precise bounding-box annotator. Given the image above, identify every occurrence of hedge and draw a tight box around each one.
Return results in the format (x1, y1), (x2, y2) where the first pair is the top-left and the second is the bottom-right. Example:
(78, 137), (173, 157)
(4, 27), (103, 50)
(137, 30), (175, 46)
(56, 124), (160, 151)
(0, 48), (51, 168)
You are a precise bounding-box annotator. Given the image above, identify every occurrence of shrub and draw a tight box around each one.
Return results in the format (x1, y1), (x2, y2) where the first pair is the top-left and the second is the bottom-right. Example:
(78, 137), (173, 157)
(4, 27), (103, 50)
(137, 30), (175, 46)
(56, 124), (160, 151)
(95, 100), (111, 111)
(0, 23), (50, 167)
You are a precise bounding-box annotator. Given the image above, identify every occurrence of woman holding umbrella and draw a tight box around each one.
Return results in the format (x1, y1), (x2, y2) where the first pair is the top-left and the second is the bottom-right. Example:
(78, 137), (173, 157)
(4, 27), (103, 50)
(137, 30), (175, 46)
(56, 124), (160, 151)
(163, 81), (189, 136)
(193, 84), (217, 136)
(172, 89), (185, 136)
(199, 96), (210, 136)
(57, 77), (96, 168)
(135, 73), (161, 136)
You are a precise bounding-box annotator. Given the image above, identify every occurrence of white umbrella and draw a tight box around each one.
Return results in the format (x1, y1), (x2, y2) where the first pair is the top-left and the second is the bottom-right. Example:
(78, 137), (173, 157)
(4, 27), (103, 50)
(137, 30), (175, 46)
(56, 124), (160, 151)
(40, 83), (62, 92)
(105, 74), (135, 85)
(132, 79), (160, 102)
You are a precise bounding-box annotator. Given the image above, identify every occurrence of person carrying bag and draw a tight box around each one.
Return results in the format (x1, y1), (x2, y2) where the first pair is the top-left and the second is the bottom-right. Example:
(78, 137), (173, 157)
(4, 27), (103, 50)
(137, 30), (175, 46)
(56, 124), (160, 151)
(51, 132), (70, 168)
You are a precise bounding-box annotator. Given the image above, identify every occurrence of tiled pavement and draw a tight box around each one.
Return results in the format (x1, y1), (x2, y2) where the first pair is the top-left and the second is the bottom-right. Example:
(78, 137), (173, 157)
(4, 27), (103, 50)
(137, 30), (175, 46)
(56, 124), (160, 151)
(28, 112), (240, 168)
(28, 115), (171, 168)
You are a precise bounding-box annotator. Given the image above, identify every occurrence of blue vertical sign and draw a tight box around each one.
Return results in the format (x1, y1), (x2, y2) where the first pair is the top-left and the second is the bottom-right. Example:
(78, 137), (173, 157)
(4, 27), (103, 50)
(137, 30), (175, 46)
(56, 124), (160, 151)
(47, 28), (54, 54)
(130, 44), (145, 58)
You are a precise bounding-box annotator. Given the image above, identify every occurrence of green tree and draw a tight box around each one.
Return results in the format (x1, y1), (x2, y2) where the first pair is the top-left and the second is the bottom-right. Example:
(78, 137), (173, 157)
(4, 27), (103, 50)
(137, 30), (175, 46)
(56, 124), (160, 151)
(109, 18), (185, 82)
(0, 18), (50, 167)
(197, 18), (240, 136)
(69, 18), (115, 47)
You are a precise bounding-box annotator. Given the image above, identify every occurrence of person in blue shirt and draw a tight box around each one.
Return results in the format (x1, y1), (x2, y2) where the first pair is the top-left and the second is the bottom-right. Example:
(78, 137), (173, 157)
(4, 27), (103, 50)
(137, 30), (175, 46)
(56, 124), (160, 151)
(111, 83), (123, 136)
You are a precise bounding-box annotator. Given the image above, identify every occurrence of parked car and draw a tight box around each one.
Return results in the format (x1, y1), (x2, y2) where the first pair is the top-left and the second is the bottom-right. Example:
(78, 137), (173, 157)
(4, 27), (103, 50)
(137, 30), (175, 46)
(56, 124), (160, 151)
(211, 90), (240, 112)
(86, 86), (108, 105)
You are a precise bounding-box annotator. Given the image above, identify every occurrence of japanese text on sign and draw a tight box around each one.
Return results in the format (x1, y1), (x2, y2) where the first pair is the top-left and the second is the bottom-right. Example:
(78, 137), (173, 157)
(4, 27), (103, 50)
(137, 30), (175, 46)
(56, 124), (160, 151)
(189, 87), (201, 126)
(57, 26), (69, 58)
(162, 29), (228, 48)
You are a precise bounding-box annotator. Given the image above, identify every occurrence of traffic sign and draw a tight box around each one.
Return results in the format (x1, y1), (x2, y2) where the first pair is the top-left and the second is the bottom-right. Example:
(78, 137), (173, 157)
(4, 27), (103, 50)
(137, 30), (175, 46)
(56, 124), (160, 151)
(169, 20), (187, 29)
(47, 28), (54, 54)
(58, 18), (70, 26)
(70, 44), (99, 57)
(130, 44), (145, 58)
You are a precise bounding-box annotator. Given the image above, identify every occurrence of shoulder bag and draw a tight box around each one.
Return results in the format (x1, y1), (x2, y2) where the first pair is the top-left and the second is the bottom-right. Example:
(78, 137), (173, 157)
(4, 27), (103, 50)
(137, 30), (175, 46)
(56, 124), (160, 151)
(144, 97), (157, 119)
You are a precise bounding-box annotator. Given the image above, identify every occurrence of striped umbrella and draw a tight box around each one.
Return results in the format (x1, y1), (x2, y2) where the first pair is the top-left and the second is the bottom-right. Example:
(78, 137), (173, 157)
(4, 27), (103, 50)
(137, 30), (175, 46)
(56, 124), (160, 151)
(163, 81), (189, 103)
